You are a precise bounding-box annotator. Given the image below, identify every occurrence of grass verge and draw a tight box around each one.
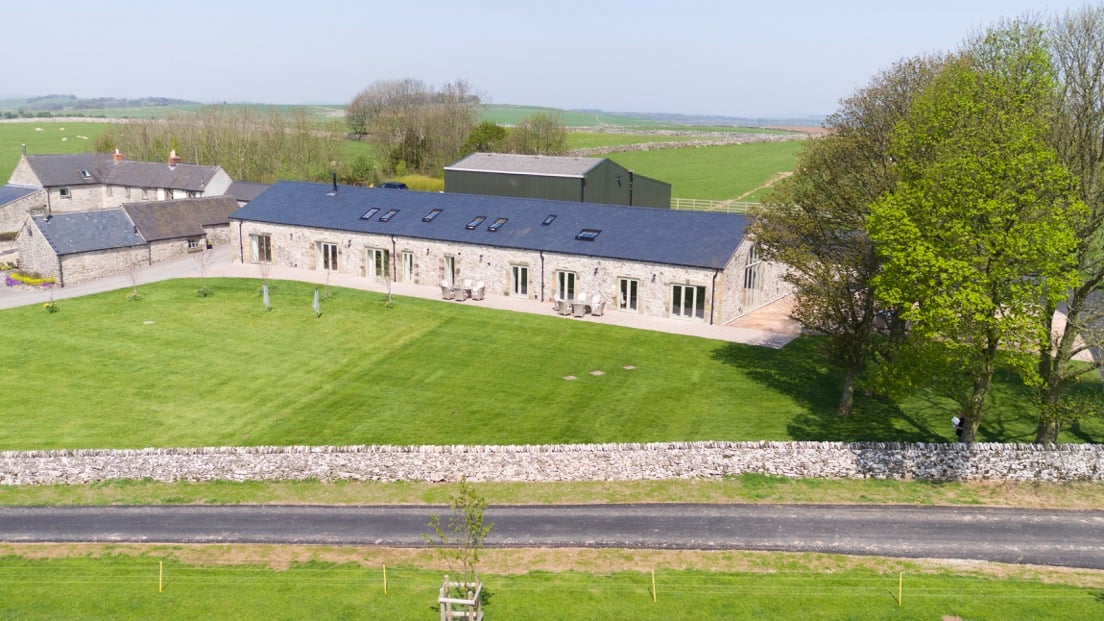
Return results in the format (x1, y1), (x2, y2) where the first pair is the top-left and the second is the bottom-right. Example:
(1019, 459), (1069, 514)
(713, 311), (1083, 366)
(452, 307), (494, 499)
(0, 545), (1100, 620)
(2, 476), (1102, 509)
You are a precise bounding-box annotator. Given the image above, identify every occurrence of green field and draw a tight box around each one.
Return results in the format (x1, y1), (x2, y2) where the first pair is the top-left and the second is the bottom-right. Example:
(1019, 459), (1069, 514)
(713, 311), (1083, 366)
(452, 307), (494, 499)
(0, 114), (801, 201)
(609, 141), (804, 200)
(0, 278), (1097, 450)
(0, 121), (112, 182)
(0, 553), (1098, 621)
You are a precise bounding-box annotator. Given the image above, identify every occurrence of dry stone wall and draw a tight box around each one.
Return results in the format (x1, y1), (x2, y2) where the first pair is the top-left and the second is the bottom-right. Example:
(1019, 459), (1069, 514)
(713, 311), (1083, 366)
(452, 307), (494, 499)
(0, 442), (1100, 486)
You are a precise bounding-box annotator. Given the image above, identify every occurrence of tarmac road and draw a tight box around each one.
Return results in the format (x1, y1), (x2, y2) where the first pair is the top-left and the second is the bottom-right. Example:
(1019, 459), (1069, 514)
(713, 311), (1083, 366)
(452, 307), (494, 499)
(1, 503), (1102, 570)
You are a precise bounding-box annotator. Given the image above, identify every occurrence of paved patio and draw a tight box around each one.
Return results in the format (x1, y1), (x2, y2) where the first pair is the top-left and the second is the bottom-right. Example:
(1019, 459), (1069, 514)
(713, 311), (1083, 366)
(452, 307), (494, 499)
(0, 247), (802, 348)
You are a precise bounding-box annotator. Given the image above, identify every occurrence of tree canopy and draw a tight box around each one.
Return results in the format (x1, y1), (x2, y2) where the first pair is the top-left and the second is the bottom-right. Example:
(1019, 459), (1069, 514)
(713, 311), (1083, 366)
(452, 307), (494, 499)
(751, 56), (943, 415)
(867, 22), (1086, 442)
(93, 106), (342, 184)
(346, 78), (480, 175)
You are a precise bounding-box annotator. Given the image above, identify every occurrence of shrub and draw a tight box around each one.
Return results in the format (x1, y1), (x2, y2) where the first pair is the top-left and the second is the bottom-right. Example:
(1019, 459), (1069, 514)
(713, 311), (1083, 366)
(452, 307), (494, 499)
(5, 271), (56, 287)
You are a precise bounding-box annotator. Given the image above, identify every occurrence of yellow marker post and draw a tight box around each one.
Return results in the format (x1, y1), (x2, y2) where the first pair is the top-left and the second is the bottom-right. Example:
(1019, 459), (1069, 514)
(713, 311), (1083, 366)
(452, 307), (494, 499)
(898, 572), (902, 607)
(651, 569), (657, 603)
(383, 564), (388, 595)
(159, 561), (163, 593)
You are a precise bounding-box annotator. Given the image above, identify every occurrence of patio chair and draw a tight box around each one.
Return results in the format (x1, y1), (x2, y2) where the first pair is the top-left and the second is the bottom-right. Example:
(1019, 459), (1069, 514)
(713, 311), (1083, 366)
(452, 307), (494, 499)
(440, 280), (454, 300)
(572, 298), (588, 317)
(472, 281), (485, 301)
(591, 293), (605, 317)
(554, 296), (569, 315)
(462, 279), (474, 298)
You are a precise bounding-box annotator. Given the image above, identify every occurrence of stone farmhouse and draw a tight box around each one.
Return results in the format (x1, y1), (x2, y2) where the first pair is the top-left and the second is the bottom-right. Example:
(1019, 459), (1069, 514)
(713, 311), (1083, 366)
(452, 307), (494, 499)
(444, 152), (672, 209)
(18, 196), (239, 286)
(0, 150), (232, 235)
(230, 181), (789, 323)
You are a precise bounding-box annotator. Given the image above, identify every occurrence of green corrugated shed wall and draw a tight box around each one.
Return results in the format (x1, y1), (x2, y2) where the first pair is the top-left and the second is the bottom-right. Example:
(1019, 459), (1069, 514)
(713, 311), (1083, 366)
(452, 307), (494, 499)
(444, 158), (671, 208)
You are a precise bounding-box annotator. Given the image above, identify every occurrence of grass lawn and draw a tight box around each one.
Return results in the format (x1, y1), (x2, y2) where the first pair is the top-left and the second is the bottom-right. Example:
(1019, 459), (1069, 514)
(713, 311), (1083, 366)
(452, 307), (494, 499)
(608, 141), (804, 200)
(0, 550), (1100, 621)
(1, 278), (1098, 451)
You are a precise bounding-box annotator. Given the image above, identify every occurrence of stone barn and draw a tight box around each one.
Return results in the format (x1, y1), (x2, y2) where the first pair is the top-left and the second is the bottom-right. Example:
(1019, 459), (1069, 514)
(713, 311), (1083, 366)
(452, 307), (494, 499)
(229, 181), (789, 325)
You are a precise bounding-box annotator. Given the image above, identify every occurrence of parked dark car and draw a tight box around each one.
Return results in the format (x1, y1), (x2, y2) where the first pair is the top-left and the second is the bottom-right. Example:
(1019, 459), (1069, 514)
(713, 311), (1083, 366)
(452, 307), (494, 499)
(379, 181), (409, 189)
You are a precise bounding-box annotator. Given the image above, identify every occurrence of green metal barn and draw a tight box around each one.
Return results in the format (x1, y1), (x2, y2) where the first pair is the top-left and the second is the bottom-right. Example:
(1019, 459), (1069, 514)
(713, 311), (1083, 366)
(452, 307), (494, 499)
(444, 153), (671, 209)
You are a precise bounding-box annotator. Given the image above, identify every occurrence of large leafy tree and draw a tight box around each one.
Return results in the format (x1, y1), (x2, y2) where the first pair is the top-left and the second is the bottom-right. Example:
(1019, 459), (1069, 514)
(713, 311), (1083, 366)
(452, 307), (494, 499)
(1034, 6), (1104, 442)
(346, 78), (480, 175)
(750, 56), (942, 415)
(505, 111), (569, 155)
(868, 22), (1085, 443)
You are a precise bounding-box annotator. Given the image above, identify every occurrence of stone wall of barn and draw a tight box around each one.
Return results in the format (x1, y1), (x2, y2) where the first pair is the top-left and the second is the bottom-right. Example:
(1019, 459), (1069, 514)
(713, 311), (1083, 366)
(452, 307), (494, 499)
(15, 219), (61, 279)
(0, 189), (47, 234)
(232, 221), (786, 323)
(58, 246), (149, 287)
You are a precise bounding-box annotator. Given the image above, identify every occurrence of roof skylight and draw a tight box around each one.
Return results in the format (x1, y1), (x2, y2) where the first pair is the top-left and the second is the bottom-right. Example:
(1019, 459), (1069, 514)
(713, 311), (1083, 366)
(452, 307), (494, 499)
(487, 217), (508, 232)
(379, 209), (399, 222)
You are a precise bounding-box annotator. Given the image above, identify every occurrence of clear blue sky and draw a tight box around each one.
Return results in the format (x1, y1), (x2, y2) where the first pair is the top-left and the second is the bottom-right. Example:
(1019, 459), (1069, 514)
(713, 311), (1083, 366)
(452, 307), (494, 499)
(1, 0), (1092, 119)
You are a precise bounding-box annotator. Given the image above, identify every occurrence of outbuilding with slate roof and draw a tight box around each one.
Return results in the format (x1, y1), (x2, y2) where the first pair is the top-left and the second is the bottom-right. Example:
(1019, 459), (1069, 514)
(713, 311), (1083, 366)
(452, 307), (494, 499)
(230, 181), (788, 323)
(17, 196), (240, 286)
(0, 184), (45, 237)
(17, 211), (148, 287)
(123, 196), (240, 263)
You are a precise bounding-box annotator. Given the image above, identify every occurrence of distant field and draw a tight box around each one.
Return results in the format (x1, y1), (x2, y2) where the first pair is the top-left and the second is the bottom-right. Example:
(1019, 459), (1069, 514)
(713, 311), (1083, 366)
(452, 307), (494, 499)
(480, 104), (669, 128)
(609, 141), (805, 200)
(0, 278), (1095, 450)
(0, 121), (111, 181)
(0, 111), (802, 201)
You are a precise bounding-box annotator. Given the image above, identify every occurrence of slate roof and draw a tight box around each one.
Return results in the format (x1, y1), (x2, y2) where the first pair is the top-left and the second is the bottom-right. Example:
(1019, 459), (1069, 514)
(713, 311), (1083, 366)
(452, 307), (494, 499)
(226, 181), (270, 203)
(444, 153), (605, 178)
(231, 181), (749, 269)
(0, 184), (38, 205)
(21, 154), (221, 191)
(123, 196), (239, 242)
(30, 211), (145, 255)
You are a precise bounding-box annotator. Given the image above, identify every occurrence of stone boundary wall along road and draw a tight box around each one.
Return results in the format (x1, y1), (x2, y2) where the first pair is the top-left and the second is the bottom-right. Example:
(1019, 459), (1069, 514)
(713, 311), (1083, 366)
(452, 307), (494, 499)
(0, 442), (1101, 486)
